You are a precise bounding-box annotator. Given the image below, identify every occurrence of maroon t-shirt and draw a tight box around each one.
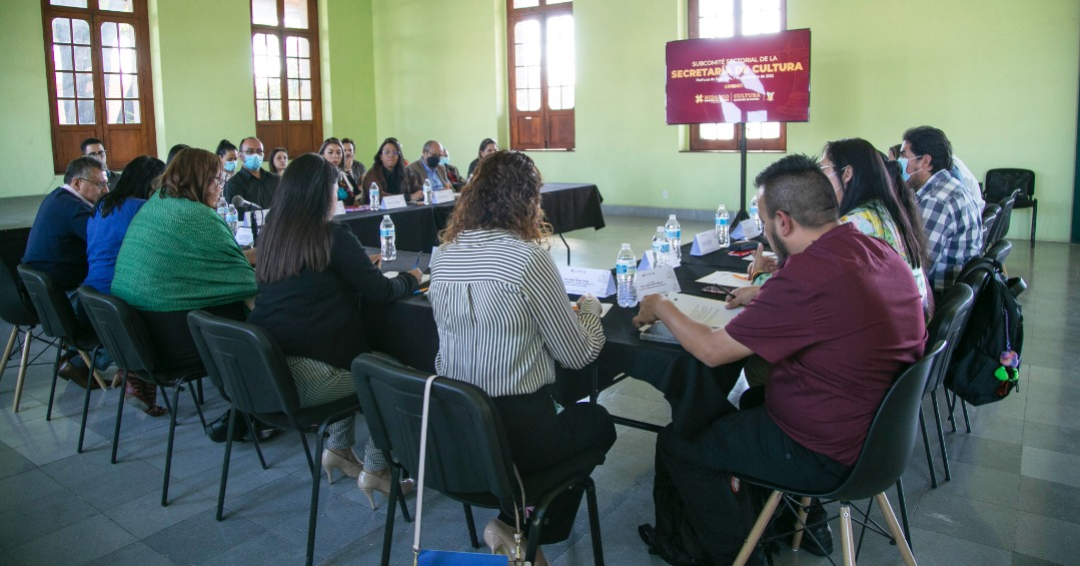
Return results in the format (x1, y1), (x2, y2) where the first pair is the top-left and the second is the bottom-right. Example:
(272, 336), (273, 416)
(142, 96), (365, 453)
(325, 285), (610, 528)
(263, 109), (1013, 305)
(726, 223), (926, 466)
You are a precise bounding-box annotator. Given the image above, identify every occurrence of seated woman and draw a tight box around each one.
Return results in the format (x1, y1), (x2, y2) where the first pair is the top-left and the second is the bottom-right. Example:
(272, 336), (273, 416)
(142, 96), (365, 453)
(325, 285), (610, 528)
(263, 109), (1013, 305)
(360, 137), (422, 204)
(320, 137), (360, 206)
(247, 153), (421, 492)
(83, 155), (166, 415)
(467, 137), (498, 178)
(428, 150), (614, 565)
(112, 148), (260, 438)
(268, 147), (288, 176)
(216, 139), (239, 185)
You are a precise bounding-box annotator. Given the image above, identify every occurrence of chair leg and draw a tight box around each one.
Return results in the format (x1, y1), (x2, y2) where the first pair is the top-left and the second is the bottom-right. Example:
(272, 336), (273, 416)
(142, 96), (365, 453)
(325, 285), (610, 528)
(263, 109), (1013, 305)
(733, 490), (784, 566)
(1030, 202), (1037, 247)
(946, 389), (958, 433)
(76, 348), (100, 453)
(46, 343), (63, 421)
(186, 382), (207, 429)
(838, 504), (856, 566)
(305, 428), (328, 566)
(960, 399), (972, 433)
(242, 413), (268, 470)
(111, 370), (128, 464)
(790, 496), (812, 550)
(161, 385), (183, 507)
(931, 390), (951, 481)
(875, 493), (916, 566)
(380, 466), (401, 566)
(12, 329), (33, 412)
(463, 503), (481, 548)
(196, 378), (205, 405)
(0, 326), (18, 379)
(895, 479), (912, 549)
(397, 476), (413, 524)
(585, 479), (605, 566)
(216, 409), (239, 521)
(77, 349), (108, 390)
(919, 410), (938, 488)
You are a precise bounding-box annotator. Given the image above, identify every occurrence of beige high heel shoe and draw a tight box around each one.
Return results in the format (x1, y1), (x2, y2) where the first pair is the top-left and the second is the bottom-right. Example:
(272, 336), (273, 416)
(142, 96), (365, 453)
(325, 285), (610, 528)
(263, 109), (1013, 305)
(321, 449), (362, 483)
(356, 469), (415, 510)
(483, 518), (549, 566)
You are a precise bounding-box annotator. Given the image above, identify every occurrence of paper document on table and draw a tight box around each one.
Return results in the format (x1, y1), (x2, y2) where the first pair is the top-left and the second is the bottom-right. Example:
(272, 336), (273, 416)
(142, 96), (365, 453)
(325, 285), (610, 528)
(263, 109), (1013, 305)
(668, 293), (743, 328)
(695, 271), (753, 288)
(568, 301), (613, 318)
(384, 272), (430, 284)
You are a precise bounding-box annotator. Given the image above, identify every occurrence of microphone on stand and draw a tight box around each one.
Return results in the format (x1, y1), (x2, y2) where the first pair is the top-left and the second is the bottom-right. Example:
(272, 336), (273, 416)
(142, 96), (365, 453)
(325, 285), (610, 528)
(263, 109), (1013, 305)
(231, 195), (263, 211)
(231, 196), (263, 246)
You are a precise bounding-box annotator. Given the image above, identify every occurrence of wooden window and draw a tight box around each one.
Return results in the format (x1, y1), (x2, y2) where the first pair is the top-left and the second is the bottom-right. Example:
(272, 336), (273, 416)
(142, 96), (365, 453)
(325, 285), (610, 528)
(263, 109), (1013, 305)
(41, 0), (157, 174)
(250, 0), (322, 155)
(688, 0), (787, 152)
(507, 0), (575, 150)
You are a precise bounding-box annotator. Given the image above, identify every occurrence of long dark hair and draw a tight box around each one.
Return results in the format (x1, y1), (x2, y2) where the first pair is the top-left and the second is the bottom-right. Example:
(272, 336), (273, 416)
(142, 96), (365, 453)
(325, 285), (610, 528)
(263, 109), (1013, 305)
(372, 137), (406, 177)
(255, 153), (338, 284)
(441, 150), (549, 245)
(822, 138), (929, 268)
(96, 156), (164, 219)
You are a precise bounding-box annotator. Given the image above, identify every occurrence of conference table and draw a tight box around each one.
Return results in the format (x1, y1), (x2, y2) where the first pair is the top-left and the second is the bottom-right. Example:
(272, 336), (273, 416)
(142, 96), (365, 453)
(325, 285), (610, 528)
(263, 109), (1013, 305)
(363, 239), (760, 437)
(337, 182), (606, 255)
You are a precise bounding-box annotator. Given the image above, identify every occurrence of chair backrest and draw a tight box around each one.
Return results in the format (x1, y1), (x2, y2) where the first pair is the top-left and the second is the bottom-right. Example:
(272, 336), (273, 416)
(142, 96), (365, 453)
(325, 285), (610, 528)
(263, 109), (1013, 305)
(352, 353), (521, 512)
(981, 204), (1000, 247)
(924, 284), (974, 393)
(833, 341), (944, 502)
(17, 264), (83, 341)
(985, 239), (1012, 265)
(77, 286), (157, 374)
(984, 168), (1035, 205)
(0, 258), (37, 327)
(957, 255), (994, 297)
(187, 310), (301, 417)
(988, 190), (1020, 245)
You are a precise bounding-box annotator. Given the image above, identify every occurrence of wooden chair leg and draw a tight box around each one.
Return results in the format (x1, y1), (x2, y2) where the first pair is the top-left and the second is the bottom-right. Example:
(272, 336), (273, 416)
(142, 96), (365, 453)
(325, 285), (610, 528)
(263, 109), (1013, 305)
(12, 330), (33, 412)
(77, 349), (109, 390)
(733, 490), (783, 566)
(875, 493), (916, 566)
(839, 504), (856, 566)
(790, 495), (812, 550)
(0, 326), (18, 379)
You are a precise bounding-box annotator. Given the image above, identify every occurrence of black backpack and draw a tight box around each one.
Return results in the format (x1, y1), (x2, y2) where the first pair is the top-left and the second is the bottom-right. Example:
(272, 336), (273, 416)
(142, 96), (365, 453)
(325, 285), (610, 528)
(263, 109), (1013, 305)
(946, 258), (1023, 405)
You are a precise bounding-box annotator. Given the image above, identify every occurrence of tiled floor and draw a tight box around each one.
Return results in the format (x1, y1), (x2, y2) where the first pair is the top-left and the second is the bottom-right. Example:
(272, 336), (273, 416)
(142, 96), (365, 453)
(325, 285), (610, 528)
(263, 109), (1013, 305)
(0, 213), (1076, 565)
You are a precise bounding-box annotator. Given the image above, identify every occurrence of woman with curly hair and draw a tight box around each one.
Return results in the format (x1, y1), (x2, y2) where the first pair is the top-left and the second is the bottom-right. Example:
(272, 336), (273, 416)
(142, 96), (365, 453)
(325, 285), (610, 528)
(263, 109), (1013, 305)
(428, 150), (615, 565)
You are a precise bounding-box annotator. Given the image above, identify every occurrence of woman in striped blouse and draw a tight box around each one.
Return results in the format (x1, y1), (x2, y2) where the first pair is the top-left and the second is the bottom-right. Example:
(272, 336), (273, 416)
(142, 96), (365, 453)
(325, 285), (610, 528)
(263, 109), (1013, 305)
(428, 151), (615, 565)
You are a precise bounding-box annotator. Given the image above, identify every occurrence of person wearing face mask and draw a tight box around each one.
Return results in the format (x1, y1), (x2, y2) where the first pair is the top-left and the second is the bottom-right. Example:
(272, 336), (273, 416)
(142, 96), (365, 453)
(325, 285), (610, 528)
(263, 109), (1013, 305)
(225, 136), (280, 220)
(216, 139), (239, 184)
(439, 146), (466, 190)
(405, 140), (453, 195)
(899, 126), (982, 296)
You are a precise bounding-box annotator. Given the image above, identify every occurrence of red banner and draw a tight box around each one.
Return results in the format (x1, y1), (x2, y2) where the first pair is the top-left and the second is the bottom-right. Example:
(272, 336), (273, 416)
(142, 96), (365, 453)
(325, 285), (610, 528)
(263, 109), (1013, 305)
(666, 29), (811, 125)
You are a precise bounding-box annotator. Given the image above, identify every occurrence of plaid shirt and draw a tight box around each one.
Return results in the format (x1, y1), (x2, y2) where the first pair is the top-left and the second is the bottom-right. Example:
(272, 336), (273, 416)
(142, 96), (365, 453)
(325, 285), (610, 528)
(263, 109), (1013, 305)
(917, 169), (983, 292)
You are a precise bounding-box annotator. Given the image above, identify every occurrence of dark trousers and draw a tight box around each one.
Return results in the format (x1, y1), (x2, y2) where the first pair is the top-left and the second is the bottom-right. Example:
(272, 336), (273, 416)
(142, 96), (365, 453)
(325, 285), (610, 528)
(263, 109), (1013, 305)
(138, 302), (247, 372)
(656, 404), (850, 563)
(492, 386), (616, 543)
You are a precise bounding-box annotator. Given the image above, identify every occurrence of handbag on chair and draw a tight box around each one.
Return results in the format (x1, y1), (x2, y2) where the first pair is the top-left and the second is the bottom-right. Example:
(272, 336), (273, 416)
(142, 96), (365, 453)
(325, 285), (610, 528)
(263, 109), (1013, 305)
(413, 375), (529, 566)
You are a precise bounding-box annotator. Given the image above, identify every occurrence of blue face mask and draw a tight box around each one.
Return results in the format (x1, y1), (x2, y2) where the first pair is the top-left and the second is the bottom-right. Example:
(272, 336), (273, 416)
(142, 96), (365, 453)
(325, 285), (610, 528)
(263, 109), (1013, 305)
(244, 154), (263, 171)
(897, 157), (910, 182)
(223, 160), (237, 173)
(439, 156), (449, 166)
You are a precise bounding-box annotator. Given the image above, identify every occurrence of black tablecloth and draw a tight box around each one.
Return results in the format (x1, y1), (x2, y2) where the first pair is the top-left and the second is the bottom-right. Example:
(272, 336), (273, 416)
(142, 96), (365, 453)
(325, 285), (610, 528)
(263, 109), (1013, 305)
(337, 183), (604, 252)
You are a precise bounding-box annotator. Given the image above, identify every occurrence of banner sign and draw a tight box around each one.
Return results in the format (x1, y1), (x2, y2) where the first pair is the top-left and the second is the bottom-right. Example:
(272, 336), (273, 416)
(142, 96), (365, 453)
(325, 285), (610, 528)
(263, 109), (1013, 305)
(666, 29), (811, 125)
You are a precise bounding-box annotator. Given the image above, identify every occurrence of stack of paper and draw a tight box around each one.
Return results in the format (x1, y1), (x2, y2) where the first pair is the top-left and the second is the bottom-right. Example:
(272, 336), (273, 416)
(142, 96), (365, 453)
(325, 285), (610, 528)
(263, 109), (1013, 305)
(695, 271), (753, 288)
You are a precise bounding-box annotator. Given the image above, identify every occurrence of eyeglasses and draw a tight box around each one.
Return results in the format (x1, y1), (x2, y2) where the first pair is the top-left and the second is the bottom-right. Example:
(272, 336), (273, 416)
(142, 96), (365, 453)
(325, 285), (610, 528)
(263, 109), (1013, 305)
(381, 151), (400, 156)
(77, 178), (108, 189)
(242, 149), (264, 156)
(86, 150), (106, 158)
(214, 173), (228, 186)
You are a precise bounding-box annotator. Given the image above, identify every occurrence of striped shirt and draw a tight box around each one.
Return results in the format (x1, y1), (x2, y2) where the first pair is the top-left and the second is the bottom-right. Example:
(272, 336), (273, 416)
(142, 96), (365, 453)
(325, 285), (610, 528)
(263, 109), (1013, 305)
(916, 169), (983, 292)
(429, 229), (605, 397)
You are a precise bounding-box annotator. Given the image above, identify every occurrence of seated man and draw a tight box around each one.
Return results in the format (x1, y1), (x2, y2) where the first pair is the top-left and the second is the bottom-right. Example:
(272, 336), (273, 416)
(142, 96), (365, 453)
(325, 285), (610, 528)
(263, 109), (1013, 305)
(406, 140), (453, 193)
(633, 154), (926, 565)
(224, 136), (279, 219)
(81, 137), (120, 189)
(439, 145), (466, 190)
(22, 156), (112, 385)
(900, 126), (983, 294)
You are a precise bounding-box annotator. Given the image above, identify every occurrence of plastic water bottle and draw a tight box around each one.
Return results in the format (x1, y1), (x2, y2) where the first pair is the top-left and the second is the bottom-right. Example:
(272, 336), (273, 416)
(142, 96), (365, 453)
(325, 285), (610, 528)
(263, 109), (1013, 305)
(616, 243), (638, 308)
(380, 215), (396, 260)
(651, 226), (670, 268)
(715, 204), (730, 247)
(216, 196), (227, 221)
(749, 196), (761, 232)
(665, 214), (681, 262)
(225, 204), (238, 235)
(369, 183), (380, 211)
(422, 179), (433, 205)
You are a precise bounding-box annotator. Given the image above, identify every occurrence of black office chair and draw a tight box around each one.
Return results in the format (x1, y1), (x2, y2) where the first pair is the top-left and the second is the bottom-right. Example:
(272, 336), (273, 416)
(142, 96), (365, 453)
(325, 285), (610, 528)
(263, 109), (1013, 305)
(0, 259), (49, 412)
(731, 342), (944, 566)
(981, 204), (1000, 250)
(77, 287), (209, 505)
(986, 190), (1020, 251)
(16, 265), (106, 421)
(985, 239), (1012, 265)
(985, 168), (1036, 246)
(919, 284), (974, 488)
(353, 353), (606, 566)
(188, 310), (360, 566)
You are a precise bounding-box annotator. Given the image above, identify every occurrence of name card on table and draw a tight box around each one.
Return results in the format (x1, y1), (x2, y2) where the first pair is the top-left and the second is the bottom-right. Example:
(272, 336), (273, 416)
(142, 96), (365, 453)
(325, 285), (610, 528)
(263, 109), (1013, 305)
(242, 209), (268, 228)
(634, 265), (681, 297)
(638, 251), (680, 271)
(558, 265), (616, 298)
(381, 195), (408, 210)
(690, 230), (722, 256)
(432, 189), (456, 204)
(741, 217), (763, 240)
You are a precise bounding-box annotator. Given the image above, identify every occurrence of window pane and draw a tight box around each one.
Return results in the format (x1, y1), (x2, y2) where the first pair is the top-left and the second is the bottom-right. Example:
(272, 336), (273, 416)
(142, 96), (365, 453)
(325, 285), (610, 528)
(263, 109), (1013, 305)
(299, 59), (310, 79)
(529, 90), (541, 112)
(268, 78), (281, 99)
(546, 0), (572, 4)
(256, 100), (269, 121)
(515, 89), (530, 112)
(299, 38), (309, 57)
(286, 58), (298, 78)
(99, 0), (134, 11)
(300, 79), (311, 99)
(56, 73), (75, 98)
(252, 0), (278, 25)
(50, 0), (87, 8)
(75, 72), (94, 97)
(513, 0), (540, 7)
(77, 99), (95, 124)
(255, 77), (268, 98)
(286, 79), (298, 99)
(288, 100), (300, 120)
(745, 121), (761, 139)
(546, 15), (575, 110)
(119, 23), (136, 47)
(58, 99), (77, 125)
(286, 36), (298, 57)
(52, 18), (72, 44)
(269, 100), (282, 121)
(561, 86), (574, 109)
(100, 22), (118, 47)
(548, 87), (561, 111)
(699, 0), (734, 38)
(102, 47), (119, 72)
(54, 46), (73, 71)
(74, 46), (93, 71)
(252, 33), (266, 56)
(760, 121), (781, 139)
(104, 73), (121, 98)
(120, 48), (136, 73)
(125, 99), (140, 123)
(122, 73), (137, 97)
(107, 99), (122, 123)
(699, 123), (735, 140)
(284, 0), (308, 29)
(301, 100), (312, 121)
(72, 19), (91, 45)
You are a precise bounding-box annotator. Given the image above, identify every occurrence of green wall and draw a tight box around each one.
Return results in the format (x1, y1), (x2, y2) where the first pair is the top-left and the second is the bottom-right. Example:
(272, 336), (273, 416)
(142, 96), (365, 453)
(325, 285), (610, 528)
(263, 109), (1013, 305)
(2, 0), (1077, 241)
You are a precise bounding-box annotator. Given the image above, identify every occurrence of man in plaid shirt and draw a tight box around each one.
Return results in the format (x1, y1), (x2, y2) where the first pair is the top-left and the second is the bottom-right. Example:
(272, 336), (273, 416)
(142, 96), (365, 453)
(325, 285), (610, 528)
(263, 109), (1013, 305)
(900, 126), (983, 294)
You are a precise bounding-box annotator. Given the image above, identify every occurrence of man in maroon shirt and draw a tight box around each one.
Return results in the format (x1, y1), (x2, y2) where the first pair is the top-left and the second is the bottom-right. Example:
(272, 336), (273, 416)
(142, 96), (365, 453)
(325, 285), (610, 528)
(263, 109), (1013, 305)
(633, 154), (926, 565)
